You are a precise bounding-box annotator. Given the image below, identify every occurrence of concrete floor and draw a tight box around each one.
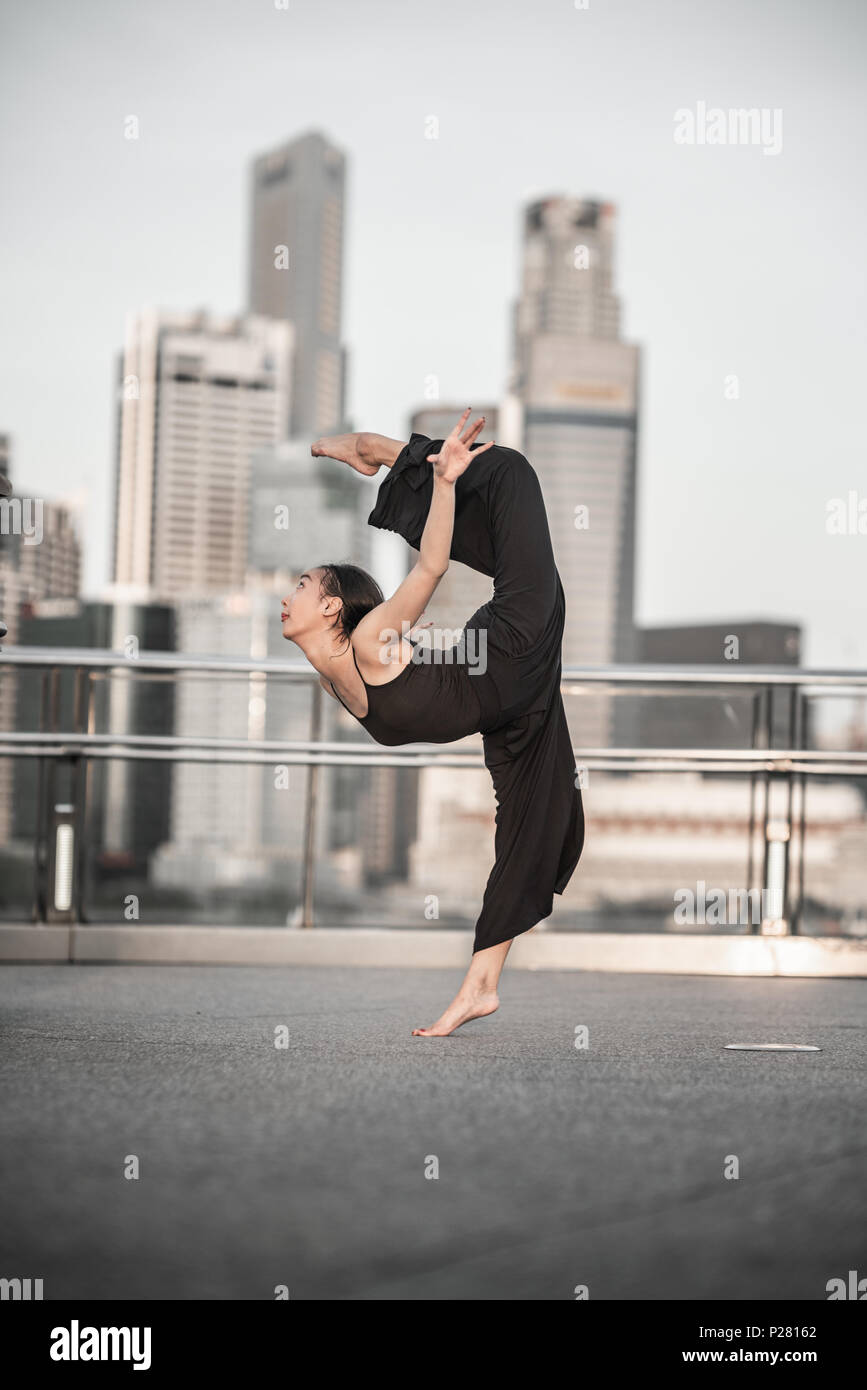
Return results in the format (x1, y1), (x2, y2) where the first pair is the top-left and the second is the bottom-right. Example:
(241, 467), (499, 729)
(0, 963), (864, 1300)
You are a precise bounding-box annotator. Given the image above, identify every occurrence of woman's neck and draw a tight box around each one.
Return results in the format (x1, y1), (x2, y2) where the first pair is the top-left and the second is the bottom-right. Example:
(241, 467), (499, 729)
(293, 629), (350, 676)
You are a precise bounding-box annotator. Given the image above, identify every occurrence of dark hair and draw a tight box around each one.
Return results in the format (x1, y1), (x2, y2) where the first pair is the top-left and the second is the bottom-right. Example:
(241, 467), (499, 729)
(317, 562), (384, 648)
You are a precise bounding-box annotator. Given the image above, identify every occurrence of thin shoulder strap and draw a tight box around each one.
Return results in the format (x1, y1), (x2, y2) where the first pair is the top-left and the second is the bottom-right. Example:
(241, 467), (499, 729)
(349, 642), (366, 684)
(327, 644), (367, 718)
(328, 679), (351, 713)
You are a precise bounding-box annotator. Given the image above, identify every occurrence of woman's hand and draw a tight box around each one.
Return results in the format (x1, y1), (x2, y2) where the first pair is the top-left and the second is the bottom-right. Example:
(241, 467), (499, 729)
(428, 408), (495, 484)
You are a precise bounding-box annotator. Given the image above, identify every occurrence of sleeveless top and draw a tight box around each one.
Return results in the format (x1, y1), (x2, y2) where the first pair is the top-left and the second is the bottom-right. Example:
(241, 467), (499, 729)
(327, 640), (485, 747)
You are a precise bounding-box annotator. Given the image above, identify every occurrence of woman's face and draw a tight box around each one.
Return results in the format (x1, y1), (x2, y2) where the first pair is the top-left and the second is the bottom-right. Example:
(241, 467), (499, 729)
(281, 567), (330, 641)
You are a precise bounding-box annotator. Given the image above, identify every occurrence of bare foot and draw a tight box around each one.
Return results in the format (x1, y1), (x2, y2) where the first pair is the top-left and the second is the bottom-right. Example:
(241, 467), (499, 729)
(311, 432), (379, 476)
(412, 988), (499, 1038)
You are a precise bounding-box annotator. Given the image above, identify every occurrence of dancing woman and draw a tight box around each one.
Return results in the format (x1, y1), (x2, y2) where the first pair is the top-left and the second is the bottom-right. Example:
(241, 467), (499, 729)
(281, 409), (585, 1036)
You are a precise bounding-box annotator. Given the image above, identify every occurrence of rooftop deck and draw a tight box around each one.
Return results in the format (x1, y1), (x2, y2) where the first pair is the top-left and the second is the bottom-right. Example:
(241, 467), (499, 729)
(1, 962), (863, 1299)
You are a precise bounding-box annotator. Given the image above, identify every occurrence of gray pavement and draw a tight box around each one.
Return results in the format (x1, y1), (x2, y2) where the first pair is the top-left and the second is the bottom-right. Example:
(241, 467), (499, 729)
(0, 963), (864, 1300)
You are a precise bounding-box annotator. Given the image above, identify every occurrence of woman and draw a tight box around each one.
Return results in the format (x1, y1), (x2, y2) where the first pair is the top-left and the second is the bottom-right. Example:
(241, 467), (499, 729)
(281, 409), (585, 1036)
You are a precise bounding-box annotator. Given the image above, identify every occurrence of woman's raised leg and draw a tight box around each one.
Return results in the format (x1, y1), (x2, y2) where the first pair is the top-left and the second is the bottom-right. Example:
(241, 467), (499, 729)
(368, 432), (560, 644)
(311, 430), (406, 475)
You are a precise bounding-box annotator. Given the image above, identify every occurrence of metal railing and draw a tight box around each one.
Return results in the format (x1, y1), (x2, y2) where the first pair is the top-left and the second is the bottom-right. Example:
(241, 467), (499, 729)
(2, 645), (866, 933)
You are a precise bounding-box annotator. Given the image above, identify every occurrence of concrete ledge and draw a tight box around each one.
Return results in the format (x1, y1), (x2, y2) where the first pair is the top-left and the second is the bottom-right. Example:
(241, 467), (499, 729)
(0, 925), (71, 960)
(0, 924), (865, 976)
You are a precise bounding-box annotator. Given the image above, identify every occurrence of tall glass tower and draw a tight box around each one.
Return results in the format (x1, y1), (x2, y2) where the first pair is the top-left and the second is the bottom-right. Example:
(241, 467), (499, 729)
(247, 129), (348, 439)
(511, 196), (641, 747)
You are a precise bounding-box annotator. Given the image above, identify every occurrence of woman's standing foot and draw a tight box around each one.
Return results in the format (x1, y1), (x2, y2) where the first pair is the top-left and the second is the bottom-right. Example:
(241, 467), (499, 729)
(411, 939), (513, 1037)
(412, 987), (499, 1037)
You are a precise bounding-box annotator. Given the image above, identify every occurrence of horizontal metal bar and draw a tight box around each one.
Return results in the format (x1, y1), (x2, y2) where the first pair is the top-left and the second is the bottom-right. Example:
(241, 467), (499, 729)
(0, 732), (482, 756)
(2, 730), (866, 766)
(0, 749), (489, 769)
(0, 738), (865, 776)
(3, 645), (867, 688)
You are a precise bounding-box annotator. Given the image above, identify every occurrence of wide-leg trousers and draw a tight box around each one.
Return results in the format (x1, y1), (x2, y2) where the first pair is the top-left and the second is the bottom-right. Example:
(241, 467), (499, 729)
(368, 434), (585, 953)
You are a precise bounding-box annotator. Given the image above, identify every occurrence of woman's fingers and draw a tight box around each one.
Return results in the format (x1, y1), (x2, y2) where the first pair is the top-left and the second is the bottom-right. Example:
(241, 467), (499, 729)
(443, 408), (489, 453)
(448, 407), (472, 439)
(429, 423), (495, 477)
(460, 414), (486, 446)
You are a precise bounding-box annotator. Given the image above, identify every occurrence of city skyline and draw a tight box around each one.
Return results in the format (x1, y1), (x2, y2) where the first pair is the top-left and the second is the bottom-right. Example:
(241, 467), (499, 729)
(2, 3), (865, 1313)
(2, 0), (866, 668)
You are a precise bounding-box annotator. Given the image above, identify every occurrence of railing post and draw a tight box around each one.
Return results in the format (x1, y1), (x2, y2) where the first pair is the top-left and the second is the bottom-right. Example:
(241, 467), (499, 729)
(31, 671), (49, 922)
(759, 682), (793, 936)
(46, 801), (76, 923)
(761, 819), (789, 935)
(793, 689), (809, 934)
(781, 683), (798, 935)
(757, 686), (773, 936)
(300, 681), (324, 929)
(746, 690), (761, 912)
(32, 667), (61, 923)
(69, 665), (94, 924)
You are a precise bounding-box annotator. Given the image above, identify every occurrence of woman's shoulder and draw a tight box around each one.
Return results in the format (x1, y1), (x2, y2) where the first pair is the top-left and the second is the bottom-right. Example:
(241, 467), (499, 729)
(351, 623), (415, 683)
(351, 603), (404, 654)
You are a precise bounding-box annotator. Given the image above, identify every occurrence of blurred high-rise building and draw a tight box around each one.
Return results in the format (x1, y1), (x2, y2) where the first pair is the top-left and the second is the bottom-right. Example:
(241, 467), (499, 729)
(0, 433), (83, 846)
(12, 503), (81, 602)
(111, 308), (292, 600)
(150, 587), (303, 902)
(0, 432), (23, 849)
(0, 436), (81, 601)
(636, 620), (803, 752)
(247, 130), (348, 438)
(247, 439), (363, 580)
(10, 597), (175, 917)
(510, 196), (641, 747)
(0, 433), (11, 514)
(512, 197), (622, 348)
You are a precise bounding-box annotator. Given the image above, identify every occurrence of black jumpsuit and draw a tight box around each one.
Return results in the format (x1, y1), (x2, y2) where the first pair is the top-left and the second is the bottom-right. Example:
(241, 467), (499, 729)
(331, 432), (585, 954)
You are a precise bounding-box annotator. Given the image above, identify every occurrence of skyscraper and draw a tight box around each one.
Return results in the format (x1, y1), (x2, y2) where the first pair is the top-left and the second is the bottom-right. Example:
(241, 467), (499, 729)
(111, 308), (292, 600)
(247, 439), (361, 579)
(247, 130), (348, 438)
(636, 620), (803, 753)
(0, 433), (82, 846)
(12, 502), (81, 601)
(510, 196), (641, 746)
(12, 597), (175, 911)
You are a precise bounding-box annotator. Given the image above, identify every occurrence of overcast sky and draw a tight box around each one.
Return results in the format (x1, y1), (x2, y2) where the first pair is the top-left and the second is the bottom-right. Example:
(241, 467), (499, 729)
(1, 0), (865, 670)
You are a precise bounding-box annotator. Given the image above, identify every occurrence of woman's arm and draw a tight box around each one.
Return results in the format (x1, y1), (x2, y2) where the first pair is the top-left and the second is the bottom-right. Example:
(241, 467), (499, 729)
(353, 410), (494, 669)
(357, 479), (454, 645)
